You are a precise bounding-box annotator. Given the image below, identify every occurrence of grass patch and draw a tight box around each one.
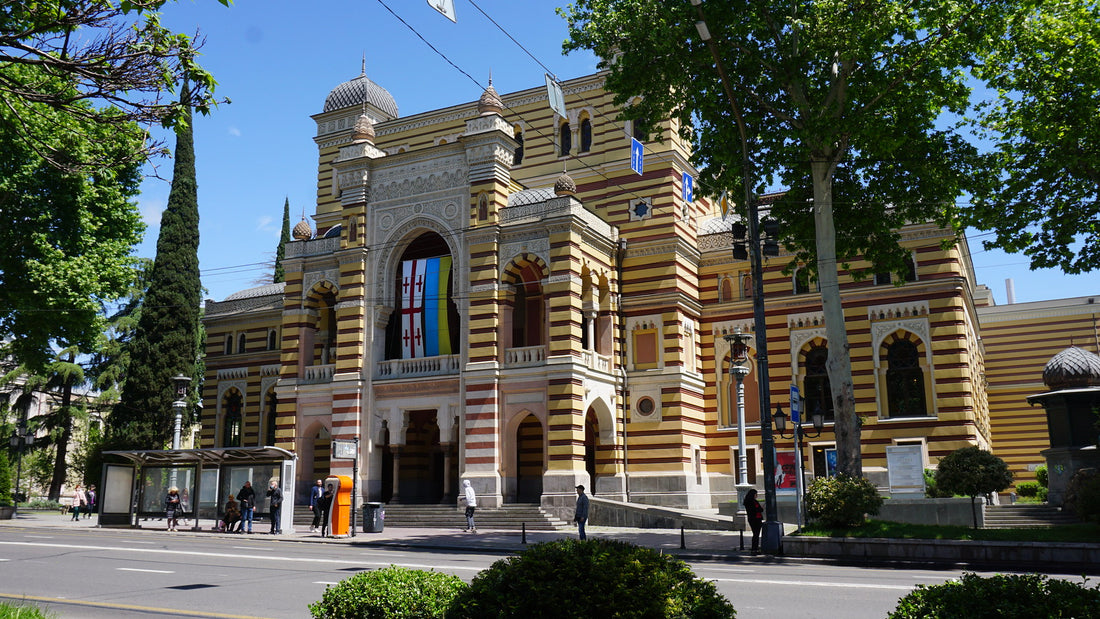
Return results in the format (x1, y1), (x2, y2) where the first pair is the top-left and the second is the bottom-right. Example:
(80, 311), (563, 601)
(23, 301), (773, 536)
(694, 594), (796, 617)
(797, 520), (1100, 543)
(0, 601), (52, 619)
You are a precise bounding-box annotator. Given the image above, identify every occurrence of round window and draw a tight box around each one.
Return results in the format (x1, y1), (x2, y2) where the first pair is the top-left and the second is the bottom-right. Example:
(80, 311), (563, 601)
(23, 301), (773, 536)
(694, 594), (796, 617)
(637, 396), (656, 416)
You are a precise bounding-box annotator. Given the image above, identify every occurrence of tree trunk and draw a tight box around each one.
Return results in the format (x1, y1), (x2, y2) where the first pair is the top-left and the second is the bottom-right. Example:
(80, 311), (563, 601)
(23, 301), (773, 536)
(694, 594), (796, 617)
(47, 381), (74, 501)
(811, 158), (861, 478)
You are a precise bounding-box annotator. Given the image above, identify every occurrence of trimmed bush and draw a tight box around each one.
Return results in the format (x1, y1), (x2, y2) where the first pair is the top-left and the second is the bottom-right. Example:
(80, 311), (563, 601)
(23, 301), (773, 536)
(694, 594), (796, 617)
(1035, 464), (1048, 489)
(449, 538), (735, 618)
(888, 572), (1100, 618)
(804, 474), (884, 528)
(1015, 481), (1040, 497)
(308, 565), (466, 619)
(1065, 468), (1100, 524)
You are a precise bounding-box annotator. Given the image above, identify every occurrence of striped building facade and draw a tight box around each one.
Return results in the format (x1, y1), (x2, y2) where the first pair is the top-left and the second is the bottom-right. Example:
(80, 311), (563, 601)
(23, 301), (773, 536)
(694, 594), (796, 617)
(201, 70), (1098, 516)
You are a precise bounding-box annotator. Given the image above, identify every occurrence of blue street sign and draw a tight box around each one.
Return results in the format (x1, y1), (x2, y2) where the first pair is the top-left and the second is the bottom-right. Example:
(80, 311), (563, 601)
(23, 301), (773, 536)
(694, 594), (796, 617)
(790, 384), (801, 425)
(630, 137), (644, 175)
(682, 172), (693, 202)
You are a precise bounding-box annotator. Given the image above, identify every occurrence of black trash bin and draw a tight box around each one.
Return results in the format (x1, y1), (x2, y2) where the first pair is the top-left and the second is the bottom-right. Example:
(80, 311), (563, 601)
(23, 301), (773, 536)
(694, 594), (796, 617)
(363, 502), (385, 533)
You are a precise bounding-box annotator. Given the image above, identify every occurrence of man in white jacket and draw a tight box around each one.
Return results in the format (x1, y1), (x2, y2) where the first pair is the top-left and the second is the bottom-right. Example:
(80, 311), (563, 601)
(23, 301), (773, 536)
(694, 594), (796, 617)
(461, 479), (477, 533)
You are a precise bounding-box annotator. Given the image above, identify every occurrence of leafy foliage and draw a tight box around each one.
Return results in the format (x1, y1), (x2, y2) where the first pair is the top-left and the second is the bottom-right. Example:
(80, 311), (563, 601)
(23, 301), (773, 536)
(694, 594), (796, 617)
(1065, 468), (1100, 524)
(0, 600), (52, 619)
(804, 474), (884, 528)
(0, 64), (145, 371)
(1035, 465), (1048, 489)
(449, 538), (735, 618)
(1014, 481), (1046, 501)
(308, 566), (466, 619)
(888, 572), (1100, 619)
(967, 0), (1100, 274)
(935, 447), (1013, 528)
(273, 198), (290, 283)
(0, 451), (12, 506)
(924, 468), (954, 498)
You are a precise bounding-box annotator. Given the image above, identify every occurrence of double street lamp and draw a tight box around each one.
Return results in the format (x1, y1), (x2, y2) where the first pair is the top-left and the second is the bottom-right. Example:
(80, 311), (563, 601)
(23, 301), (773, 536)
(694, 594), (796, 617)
(773, 402), (824, 529)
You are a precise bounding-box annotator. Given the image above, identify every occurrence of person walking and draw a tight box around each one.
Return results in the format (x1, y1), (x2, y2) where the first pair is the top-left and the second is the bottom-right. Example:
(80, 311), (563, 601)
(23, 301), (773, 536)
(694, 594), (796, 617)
(319, 483), (334, 538)
(266, 479), (283, 534)
(223, 495), (241, 533)
(308, 479), (324, 533)
(237, 480), (256, 534)
(460, 479), (477, 533)
(70, 484), (86, 521)
(743, 488), (764, 554)
(84, 485), (97, 519)
(165, 486), (182, 532)
(574, 485), (590, 540)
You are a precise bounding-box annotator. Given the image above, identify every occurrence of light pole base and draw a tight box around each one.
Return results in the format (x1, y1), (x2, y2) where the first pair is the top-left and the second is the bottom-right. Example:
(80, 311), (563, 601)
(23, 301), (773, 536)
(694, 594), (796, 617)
(762, 519), (784, 555)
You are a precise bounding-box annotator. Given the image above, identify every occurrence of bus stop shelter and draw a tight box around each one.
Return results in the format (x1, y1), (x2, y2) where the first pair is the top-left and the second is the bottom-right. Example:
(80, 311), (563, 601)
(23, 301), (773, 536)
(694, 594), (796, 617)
(98, 447), (297, 533)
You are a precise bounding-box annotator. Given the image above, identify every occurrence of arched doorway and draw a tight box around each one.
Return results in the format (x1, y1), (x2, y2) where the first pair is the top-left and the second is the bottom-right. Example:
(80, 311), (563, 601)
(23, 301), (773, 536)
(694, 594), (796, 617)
(584, 409), (599, 493)
(515, 414), (544, 503)
(312, 426), (331, 482)
(399, 410), (444, 503)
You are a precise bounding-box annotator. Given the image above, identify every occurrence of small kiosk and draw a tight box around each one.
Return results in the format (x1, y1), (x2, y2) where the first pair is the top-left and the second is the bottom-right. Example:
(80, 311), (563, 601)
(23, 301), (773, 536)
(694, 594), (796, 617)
(325, 474), (353, 537)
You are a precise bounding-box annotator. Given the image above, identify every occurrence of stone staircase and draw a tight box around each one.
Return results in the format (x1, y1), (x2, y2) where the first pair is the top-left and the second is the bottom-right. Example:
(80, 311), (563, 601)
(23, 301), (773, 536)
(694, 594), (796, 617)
(983, 503), (1078, 528)
(294, 502), (569, 531)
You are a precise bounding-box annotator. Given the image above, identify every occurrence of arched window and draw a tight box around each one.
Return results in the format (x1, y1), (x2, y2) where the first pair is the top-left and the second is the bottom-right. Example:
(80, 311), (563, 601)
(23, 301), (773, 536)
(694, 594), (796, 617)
(741, 273), (753, 299)
(267, 329), (278, 351)
(794, 268), (812, 295)
(478, 194), (488, 221)
(237, 333), (247, 354)
(903, 255), (917, 282)
(513, 126), (524, 165)
(559, 121), (571, 156)
(720, 277), (733, 302)
(264, 390), (278, 446)
(222, 390), (243, 447)
(632, 118), (647, 142)
(886, 339), (926, 417)
(803, 345), (834, 422)
(579, 117), (593, 152)
(223, 335), (232, 355)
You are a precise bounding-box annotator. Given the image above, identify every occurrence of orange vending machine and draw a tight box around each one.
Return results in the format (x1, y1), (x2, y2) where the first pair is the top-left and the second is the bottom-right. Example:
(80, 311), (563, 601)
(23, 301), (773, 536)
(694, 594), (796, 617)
(325, 475), (352, 537)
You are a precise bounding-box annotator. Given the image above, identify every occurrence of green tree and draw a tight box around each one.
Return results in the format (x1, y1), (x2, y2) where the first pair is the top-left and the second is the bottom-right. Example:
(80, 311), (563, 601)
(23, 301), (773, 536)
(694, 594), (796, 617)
(111, 86), (201, 450)
(0, 0), (230, 170)
(967, 0), (1100, 274)
(0, 64), (146, 372)
(935, 446), (1013, 529)
(273, 197), (291, 283)
(560, 0), (993, 476)
(0, 450), (13, 506)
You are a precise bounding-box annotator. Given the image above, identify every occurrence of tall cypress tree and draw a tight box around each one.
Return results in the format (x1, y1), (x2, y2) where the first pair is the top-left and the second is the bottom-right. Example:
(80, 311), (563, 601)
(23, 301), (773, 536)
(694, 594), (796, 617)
(110, 85), (201, 450)
(273, 197), (290, 283)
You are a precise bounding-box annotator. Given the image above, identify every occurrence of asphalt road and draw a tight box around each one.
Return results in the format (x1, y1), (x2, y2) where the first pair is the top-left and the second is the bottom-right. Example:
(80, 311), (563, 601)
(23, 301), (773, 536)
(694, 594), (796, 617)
(0, 527), (1046, 618)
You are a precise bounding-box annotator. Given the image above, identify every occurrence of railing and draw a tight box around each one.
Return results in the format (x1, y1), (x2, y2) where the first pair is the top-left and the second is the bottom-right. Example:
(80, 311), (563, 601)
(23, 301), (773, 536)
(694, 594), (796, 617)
(504, 345), (546, 367)
(301, 364), (335, 384)
(582, 350), (612, 373)
(375, 355), (461, 379)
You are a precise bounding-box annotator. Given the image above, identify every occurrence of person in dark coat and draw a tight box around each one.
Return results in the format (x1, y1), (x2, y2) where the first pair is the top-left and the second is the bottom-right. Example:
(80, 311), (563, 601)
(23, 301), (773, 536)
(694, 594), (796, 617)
(237, 481), (256, 534)
(308, 479), (324, 533)
(743, 488), (764, 554)
(266, 479), (283, 534)
(574, 485), (590, 540)
(319, 484), (334, 538)
(84, 485), (97, 518)
(165, 487), (182, 532)
(223, 495), (241, 533)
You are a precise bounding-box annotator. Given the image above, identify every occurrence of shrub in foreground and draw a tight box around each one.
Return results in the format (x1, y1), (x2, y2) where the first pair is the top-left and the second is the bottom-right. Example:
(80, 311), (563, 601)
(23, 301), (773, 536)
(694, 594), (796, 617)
(1066, 467), (1100, 523)
(888, 572), (1100, 619)
(308, 565), (466, 619)
(449, 538), (735, 618)
(0, 601), (52, 618)
(804, 474), (883, 528)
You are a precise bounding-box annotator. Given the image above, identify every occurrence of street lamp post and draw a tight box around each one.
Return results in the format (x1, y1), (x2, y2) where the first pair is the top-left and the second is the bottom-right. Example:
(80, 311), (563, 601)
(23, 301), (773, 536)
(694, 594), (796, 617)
(773, 402), (824, 529)
(723, 328), (752, 487)
(171, 375), (192, 451)
(8, 426), (34, 510)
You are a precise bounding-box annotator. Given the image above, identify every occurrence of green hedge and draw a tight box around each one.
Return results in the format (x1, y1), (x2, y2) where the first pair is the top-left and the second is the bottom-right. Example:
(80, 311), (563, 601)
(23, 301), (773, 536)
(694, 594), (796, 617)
(888, 572), (1100, 618)
(805, 475), (884, 528)
(308, 565), (465, 619)
(449, 539), (735, 618)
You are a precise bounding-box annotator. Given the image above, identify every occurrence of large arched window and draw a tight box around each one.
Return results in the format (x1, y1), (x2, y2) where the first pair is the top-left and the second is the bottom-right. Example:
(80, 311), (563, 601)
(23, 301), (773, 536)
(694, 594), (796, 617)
(386, 232), (459, 360)
(803, 344), (834, 422)
(222, 389), (243, 447)
(223, 335), (232, 355)
(886, 339), (926, 417)
(264, 390), (278, 446)
(559, 121), (572, 156)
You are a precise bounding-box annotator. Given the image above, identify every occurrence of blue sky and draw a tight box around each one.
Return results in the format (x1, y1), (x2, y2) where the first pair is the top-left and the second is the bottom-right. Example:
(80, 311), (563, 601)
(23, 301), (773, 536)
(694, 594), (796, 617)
(138, 0), (1098, 306)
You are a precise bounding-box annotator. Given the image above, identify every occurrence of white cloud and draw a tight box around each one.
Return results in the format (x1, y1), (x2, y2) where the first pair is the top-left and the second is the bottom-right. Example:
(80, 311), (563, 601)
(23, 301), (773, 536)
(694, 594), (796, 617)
(228, 126), (241, 137)
(256, 215), (275, 232)
(139, 199), (166, 227)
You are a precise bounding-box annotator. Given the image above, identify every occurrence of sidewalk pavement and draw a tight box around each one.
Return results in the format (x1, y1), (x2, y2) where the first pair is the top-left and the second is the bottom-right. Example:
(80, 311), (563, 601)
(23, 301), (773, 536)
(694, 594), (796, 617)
(0, 509), (757, 561)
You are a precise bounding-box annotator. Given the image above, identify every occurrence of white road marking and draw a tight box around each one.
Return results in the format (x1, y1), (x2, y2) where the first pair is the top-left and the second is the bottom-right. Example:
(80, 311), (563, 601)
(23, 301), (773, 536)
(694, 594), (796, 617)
(0, 541), (482, 572)
(313, 581), (338, 585)
(23, 535), (52, 539)
(710, 577), (913, 591)
(118, 567), (175, 574)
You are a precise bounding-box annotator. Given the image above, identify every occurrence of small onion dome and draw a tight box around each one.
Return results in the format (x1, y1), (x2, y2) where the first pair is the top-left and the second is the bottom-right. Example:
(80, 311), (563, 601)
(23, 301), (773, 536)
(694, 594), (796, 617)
(1042, 346), (1100, 390)
(554, 171), (577, 196)
(477, 81), (503, 116)
(352, 112), (375, 142)
(292, 217), (313, 241)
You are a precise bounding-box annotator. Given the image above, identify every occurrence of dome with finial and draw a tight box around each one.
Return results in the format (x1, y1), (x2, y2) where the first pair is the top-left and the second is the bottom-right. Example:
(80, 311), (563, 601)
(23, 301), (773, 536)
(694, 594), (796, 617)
(1042, 346), (1100, 390)
(554, 171), (577, 196)
(324, 70), (398, 118)
(292, 217), (313, 241)
(477, 76), (503, 116)
(352, 112), (375, 142)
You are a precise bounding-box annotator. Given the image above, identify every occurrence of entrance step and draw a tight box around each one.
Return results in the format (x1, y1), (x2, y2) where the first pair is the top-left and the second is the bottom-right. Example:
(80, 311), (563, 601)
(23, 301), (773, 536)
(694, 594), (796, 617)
(983, 503), (1078, 528)
(294, 503), (568, 530)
